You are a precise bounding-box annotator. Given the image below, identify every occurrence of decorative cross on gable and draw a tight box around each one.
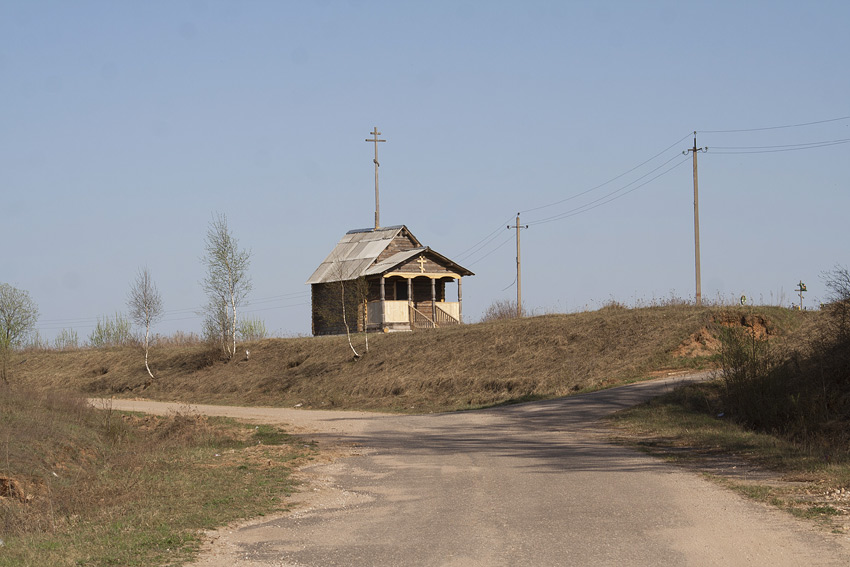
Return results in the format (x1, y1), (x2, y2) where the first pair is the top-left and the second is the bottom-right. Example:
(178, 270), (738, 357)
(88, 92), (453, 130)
(417, 255), (427, 273)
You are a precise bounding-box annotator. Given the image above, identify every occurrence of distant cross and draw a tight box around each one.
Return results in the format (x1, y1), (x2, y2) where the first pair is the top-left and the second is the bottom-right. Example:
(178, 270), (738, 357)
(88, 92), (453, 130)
(417, 255), (427, 273)
(365, 127), (386, 230)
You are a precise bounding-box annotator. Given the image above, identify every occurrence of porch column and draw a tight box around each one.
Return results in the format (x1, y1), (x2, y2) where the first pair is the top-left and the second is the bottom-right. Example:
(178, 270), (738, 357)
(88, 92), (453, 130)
(407, 277), (414, 331)
(431, 277), (437, 322)
(458, 277), (463, 323)
(379, 276), (386, 329)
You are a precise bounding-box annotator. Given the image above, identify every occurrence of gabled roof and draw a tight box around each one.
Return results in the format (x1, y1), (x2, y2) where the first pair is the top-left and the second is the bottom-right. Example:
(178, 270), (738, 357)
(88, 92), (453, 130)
(363, 248), (426, 277)
(306, 225), (473, 284)
(364, 247), (474, 278)
(306, 226), (418, 285)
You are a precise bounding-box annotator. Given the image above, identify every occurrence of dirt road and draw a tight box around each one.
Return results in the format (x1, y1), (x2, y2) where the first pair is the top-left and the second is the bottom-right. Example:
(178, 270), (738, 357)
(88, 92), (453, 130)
(108, 374), (850, 566)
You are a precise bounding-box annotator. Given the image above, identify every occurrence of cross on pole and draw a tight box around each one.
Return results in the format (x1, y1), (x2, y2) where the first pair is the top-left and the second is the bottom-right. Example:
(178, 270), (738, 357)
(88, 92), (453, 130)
(365, 127), (386, 230)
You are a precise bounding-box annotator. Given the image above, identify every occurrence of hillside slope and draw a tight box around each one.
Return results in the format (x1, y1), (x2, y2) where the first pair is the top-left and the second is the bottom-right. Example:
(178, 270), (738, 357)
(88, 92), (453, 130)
(12, 305), (813, 412)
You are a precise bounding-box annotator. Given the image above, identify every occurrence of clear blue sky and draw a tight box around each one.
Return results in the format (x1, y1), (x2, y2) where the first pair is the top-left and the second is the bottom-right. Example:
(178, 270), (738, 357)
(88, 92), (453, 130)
(3, 1), (848, 340)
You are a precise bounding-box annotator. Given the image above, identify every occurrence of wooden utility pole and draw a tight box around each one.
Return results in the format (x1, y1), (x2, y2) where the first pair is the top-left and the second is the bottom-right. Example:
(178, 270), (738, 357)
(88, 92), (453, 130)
(508, 213), (528, 318)
(684, 132), (707, 305)
(365, 127), (386, 230)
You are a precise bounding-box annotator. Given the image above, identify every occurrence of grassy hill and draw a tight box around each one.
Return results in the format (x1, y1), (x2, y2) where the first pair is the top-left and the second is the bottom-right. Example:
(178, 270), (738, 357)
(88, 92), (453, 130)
(11, 304), (813, 412)
(0, 303), (831, 565)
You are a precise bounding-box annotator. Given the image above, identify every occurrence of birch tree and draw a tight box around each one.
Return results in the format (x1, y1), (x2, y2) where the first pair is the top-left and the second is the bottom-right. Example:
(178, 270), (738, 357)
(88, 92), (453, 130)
(201, 213), (252, 359)
(0, 283), (39, 383)
(318, 257), (369, 359)
(128, 267), (163, 379)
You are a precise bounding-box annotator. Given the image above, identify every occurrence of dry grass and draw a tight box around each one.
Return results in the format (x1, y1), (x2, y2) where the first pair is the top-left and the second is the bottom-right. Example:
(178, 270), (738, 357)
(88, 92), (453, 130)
(0, 303), (827, 563)
(608, 294), (850, 534)
(609, 381), (850, 534)
(0, 385), (309, 566)
(9, 304), (813, 413)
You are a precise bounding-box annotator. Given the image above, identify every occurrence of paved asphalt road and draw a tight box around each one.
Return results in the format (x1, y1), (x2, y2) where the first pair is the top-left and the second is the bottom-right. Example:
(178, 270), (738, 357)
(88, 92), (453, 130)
(108, 374), (850, 566)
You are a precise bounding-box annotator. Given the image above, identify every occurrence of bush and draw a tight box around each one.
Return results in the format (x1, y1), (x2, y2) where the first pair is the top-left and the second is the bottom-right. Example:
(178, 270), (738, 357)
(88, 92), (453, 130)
(54, 328), (80, 350)
(22, 330), (49, 351)
(481, 299), (520, 322)
(718, 266), (850, 450)
(238, 316), (268, 341)
(717, 326), (798, 434)
(89, 312), (134, 347)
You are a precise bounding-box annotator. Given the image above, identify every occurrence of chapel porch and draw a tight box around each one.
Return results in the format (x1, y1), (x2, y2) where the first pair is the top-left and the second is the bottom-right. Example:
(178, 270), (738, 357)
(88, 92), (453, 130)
(365, 273), (464, 331)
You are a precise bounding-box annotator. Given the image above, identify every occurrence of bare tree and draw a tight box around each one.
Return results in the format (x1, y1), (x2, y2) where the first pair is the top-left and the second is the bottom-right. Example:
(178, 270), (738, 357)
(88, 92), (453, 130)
(323, 257), (369, 358)
(128, 267), (163, 380)
(0, 283), (39, 383)
(201, 213), (252, 359)
(352, 276), (370, 353)
(823, 265), (850, 339)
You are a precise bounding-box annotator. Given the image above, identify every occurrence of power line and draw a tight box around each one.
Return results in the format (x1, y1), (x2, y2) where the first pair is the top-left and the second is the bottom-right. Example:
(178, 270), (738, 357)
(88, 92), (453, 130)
(34, 291), (310, 332)
(454, 216), (516, 262)
(520, 131), (693, 215)
(501, 276), (517, 292)
(242, 301), (311, 315)
(459, 136), (696, 266)
(700, 115), (850, 134)
(710, 138), (850, 154)
(466, 232), (515, 267)
(528, 154), (689, 226)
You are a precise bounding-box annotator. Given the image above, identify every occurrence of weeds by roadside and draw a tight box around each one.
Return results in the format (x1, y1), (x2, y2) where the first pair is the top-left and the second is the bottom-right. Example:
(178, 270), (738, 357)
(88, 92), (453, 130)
(0, 385), (311, 567)
(608, 382), (850, 533)
(608, 268), (850, 533)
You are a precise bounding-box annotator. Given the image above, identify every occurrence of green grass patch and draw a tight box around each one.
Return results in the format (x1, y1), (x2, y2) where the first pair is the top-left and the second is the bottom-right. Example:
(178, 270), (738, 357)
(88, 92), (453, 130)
(0, 387), (312, 567)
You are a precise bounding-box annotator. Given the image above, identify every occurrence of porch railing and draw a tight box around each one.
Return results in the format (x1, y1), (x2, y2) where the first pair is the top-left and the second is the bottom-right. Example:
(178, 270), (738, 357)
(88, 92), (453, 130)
(367, 300), (462, 330)
(410, 305), (436, 329)
(434, 304), (460, 326)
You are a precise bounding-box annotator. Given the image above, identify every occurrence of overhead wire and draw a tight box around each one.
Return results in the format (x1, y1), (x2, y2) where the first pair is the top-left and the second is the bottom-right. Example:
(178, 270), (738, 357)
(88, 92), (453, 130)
(461, 115), (850, 266)
(501, 276), (517, 292)
(520, 131), (693, 215)
(453, 216), (517, 262)
(35, 290), (311, 332)
(527, 153), (689, 226)
(459, 132), (696, 266)
(700, 115), (850, 134)
(466, 232), (516, 267)
(709, 137), (850, 154)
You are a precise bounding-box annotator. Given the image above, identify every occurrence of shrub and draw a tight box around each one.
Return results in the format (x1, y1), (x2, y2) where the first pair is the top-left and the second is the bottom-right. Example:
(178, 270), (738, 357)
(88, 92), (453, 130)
(481, 299), (520, 322)
(238, 316), (268, 341)
(88, 312), (134, 347)
(54, 328), (80, 350)
(717, 326), (797, 434)
(717, 266), (850, 451)
(22, 330), (49, 351)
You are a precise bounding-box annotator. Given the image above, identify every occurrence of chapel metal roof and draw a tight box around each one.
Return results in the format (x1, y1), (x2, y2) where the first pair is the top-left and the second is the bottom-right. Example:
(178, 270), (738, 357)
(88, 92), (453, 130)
(306, 225), (473, 285)
(306, 226), (414, 284)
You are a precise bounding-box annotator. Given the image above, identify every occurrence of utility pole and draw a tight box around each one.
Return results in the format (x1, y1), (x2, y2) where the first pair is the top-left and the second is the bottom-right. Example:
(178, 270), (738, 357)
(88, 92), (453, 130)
(508, 213), (528, 318)
(684, 132), (707, 305)
(365, 127), (386, 230)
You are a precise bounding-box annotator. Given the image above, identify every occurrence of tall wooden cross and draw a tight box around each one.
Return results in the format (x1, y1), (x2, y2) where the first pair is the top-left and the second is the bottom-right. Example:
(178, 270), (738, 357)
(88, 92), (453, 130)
(365, 127), (386, 230)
